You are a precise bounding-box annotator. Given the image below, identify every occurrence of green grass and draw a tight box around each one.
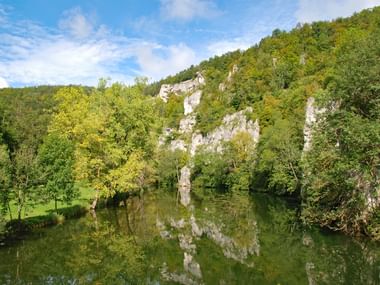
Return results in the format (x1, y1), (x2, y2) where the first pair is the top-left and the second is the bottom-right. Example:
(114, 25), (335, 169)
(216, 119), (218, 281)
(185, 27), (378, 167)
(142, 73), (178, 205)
(6, 187), (94, 221)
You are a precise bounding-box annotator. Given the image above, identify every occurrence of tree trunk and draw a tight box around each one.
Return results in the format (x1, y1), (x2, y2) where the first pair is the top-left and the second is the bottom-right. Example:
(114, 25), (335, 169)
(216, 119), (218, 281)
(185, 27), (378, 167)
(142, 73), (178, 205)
(17, 191), (22, 221)
(54, 198), (58, 213)
(90, 189), (99, 210)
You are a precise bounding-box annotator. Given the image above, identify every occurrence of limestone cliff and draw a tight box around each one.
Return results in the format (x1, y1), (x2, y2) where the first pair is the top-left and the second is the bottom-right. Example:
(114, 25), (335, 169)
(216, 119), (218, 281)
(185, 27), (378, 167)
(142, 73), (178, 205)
(158, 71), (261, 208)
(303, 97), (326, 152)
(190, 108), (260, 156)
(158, 72), (205, 102)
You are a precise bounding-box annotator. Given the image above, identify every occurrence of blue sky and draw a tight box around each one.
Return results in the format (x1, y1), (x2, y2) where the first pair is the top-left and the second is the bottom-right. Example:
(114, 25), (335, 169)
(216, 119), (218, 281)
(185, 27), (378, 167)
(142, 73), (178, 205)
(0, 0), (380, 87)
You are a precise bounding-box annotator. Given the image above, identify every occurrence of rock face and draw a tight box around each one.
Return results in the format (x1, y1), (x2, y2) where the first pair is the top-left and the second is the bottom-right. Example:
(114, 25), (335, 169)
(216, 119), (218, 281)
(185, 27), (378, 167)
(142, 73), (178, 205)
(302, 98), (379, 227)
(362, 179), (380, 222)
(158, 74), (261, 210)
(179, 166), (191, 207)
(158, 72), (205, 102)
(190, 108), (260, 156)
(227, 64), (238, 82)
(303, 97), (326, 152)
(219, 64), (238, 91)
(170, 139), (187, 152)
(183, 252), (202, 279)
(184, 90), (202, 115)
(179, 115), (197, 134)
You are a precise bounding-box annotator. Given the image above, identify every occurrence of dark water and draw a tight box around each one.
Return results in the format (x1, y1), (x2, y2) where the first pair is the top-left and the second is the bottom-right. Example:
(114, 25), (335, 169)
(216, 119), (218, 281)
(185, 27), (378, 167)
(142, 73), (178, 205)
(0, 191), (379, 285)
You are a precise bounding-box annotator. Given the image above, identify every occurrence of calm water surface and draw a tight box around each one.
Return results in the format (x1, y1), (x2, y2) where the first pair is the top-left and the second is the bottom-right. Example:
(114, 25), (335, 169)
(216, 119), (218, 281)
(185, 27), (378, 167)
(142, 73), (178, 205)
(0, 191), (379, 284)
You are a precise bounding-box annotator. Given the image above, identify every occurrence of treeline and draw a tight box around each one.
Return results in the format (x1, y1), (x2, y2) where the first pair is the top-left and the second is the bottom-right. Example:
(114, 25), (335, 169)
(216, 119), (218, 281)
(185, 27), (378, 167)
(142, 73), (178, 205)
(0, 81), (160, 224)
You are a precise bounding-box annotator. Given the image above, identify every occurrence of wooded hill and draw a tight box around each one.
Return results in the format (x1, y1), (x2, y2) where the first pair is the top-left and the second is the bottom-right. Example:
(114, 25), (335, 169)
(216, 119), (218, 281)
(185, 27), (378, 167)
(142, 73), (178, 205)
(0, 7), (379, 239)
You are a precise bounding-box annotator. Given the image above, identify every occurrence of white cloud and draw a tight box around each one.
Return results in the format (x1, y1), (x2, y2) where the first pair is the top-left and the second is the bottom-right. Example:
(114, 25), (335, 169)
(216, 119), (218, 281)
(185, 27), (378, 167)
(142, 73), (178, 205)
(160, 0), (221, 21)
(207, 38), (251, 56)
(0, 7), (199, 86)
(296, 0), (380, 23)
(134, 42), (197, 79)
(59, 7), (94, 38)
(0, 77), (9, 88)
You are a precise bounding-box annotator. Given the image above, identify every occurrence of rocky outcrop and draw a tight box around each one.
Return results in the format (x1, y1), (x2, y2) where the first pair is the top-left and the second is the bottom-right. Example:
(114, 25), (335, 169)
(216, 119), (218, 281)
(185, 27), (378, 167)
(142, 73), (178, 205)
(161, 262), (200, 285)
(219, 64), (238, 91)
(179, 115), (197, 134)
(170, 139), (187, 152)
(184, 252), (202, 279)
(184, 90), (202, 115)
(361, 178), (380, 223)
(190, 108), (260, 155)
(303, 97), (326, 152)
(165, 109), (260, 157)
(227, 64), (238, 82)
(158, 72), (205, 102)
(179, 166), (191, 207)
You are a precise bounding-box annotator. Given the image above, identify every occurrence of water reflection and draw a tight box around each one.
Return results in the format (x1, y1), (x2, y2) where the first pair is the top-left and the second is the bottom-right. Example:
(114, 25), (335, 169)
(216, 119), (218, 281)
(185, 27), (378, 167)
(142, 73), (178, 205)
(0, 191), (379, 285)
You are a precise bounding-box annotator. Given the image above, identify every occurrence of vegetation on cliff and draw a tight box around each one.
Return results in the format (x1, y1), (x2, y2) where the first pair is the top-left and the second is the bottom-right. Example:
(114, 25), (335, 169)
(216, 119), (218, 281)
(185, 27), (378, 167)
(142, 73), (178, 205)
(0, 7), (379, 239)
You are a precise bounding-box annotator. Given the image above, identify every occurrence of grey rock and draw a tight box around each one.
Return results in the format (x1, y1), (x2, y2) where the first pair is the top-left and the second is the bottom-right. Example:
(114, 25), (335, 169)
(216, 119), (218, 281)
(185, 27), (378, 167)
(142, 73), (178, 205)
(190, 108), (260, 156)
(179, 166), (191, 207)
(170, 139), (187, 152)
(179, 115), (197, 134)
(184, 90), (202, 115)
(158, 72), (205, 102)
(303, 97), (326, 152)
(184, 252), (202, 279)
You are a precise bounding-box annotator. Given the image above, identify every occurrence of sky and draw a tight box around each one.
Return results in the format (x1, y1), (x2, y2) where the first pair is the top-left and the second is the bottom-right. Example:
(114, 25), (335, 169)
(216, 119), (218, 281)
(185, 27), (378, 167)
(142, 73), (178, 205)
(0, 0), (380, 87)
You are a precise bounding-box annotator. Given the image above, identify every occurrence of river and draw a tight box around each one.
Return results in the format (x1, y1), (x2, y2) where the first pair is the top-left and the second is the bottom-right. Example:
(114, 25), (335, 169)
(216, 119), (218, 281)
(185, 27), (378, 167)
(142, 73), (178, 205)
(0, 191), (379, 284)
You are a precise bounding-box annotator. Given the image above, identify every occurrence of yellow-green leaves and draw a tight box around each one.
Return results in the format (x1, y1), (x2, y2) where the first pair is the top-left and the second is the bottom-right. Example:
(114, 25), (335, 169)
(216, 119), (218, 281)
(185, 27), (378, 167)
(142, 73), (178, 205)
(48, 82), (157, 200)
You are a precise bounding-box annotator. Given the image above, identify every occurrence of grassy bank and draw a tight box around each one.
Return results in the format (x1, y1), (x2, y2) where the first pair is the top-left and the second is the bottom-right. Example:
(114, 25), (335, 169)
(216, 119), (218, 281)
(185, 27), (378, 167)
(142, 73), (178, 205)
(0, 188), (143, 244)
(0, 187), (94, 243)
(6, 187), (94, 221)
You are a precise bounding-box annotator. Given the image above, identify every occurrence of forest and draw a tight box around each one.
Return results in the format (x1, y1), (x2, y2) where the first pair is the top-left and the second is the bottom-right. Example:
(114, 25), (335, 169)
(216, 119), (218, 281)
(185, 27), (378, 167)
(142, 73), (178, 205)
(0, 6), (379, 242)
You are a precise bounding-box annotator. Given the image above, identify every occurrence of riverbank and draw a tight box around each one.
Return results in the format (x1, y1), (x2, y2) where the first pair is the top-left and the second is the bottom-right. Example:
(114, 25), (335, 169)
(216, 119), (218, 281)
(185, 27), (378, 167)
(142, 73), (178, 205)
(0, 190), (143, 245)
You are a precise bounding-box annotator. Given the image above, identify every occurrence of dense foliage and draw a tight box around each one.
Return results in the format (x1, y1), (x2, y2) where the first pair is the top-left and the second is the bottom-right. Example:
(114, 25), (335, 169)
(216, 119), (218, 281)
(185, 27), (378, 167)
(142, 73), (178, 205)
(154, 7), (380, 238)
(0, 82), (158, 221)
(0, 7), (379, 239)
(301, 28), (380, 238)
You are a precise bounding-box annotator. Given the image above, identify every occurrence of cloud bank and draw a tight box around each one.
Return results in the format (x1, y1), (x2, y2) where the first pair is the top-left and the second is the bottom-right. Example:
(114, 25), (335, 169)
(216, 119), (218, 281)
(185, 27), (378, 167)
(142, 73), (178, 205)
(0, 7), (199, 86)
(0, 77), (8, 88)
(296, 0), (380, 23)
(160, 0), (221, 21)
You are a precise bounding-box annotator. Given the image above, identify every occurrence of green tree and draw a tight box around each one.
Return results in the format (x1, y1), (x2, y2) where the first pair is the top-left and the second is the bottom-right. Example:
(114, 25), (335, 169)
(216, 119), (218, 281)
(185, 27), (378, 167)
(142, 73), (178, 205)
(0, 143), (11, 219)
(11, 145), (39, 220)
(192, 150), (229, 191)
(49, 82), (156, 208)
(302, 29), (380, 237)
(154, 149), (187, 190)
(225, 132), (257, 192)
(254, 119), (303, 195)
(38, 134), (77, 212)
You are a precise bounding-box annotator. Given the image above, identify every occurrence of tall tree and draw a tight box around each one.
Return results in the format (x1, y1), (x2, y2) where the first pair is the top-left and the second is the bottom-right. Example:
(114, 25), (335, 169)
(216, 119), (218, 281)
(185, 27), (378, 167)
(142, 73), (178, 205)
(12, 145), (38, 220)
(38, 134), (77, 212)
(49, 83), (156, 209)
(0, 143), (11, 220)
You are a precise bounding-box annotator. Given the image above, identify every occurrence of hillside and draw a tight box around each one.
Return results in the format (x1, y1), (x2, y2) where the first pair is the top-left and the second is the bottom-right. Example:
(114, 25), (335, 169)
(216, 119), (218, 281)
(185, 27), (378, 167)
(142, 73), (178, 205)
(0, 7), (379, 240)
(154, 7), (380, 239)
